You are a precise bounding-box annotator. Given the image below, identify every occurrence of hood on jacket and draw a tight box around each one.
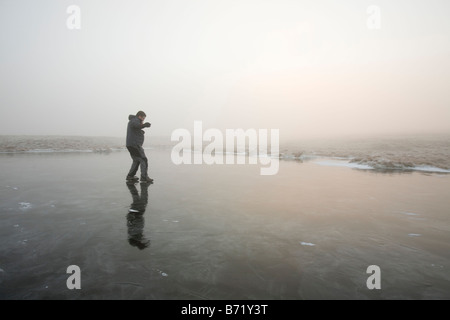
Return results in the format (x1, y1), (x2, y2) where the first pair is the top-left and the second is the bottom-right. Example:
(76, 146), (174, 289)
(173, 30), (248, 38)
(129, 114), (136, 120)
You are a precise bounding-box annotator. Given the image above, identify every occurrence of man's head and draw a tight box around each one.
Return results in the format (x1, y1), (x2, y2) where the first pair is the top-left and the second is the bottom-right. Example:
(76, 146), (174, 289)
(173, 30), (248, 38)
(136, 111), (146, 121)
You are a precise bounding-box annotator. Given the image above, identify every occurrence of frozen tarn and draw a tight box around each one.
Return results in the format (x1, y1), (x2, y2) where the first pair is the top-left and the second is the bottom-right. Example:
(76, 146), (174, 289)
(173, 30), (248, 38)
(412, 165), (450, 173)
(19, 202), (32, 210)
(399, 211), (427, 221)
(300, 242), (316, 246)
(400, 212), (420, 216)
(350, 158), (450, 173)
(315, 158), (450, 173)
(154, 269), (168, 277)
(314, 159), (373, 170)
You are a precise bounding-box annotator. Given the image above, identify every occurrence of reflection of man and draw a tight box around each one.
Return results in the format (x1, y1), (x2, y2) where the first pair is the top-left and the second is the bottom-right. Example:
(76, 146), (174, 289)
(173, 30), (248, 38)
(126, 182), (151, 250)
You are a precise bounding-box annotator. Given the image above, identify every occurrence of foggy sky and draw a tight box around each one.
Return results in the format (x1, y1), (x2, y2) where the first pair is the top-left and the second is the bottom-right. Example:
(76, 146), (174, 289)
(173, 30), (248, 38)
(1, 0), (450, 139)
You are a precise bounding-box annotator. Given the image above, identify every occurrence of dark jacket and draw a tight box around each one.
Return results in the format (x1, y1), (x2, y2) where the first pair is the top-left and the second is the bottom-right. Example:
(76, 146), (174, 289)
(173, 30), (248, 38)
(126, 115), (145, 147)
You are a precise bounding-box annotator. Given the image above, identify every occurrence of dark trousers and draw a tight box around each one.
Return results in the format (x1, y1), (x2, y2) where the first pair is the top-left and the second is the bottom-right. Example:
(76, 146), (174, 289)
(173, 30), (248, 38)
(127, 145), (148, 178)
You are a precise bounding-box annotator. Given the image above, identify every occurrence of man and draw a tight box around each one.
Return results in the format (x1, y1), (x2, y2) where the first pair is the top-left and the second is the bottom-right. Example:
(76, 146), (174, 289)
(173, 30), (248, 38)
(126, 111), (153, 183)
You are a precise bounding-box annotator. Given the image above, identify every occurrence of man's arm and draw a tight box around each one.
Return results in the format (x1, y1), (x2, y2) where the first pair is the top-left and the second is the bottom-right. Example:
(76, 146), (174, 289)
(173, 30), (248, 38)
(130, 118), (150, 129)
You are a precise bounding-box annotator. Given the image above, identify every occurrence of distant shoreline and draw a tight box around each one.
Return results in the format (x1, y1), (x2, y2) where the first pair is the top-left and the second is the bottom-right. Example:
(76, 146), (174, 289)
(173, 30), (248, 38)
(1, 134), (449, 172)
(0, 135), (173, 153)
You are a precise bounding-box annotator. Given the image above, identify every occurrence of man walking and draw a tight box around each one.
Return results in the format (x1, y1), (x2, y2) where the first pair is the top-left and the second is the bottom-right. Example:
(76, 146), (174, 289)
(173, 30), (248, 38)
(126, 111), (153, 183)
